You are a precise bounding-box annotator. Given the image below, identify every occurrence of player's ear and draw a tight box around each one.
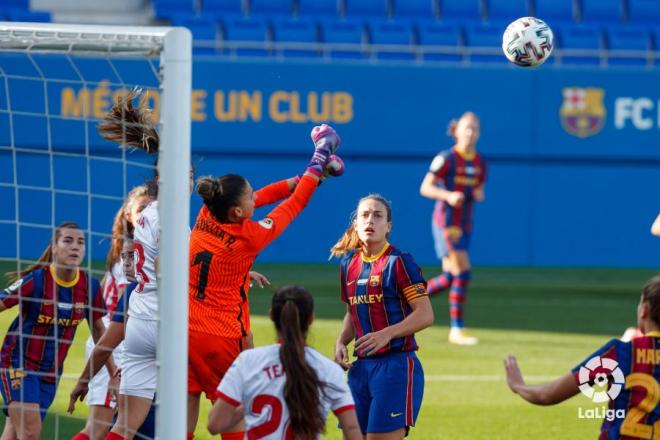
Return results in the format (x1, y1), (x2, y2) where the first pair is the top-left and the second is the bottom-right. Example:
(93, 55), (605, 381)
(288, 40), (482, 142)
(640, 301), (650, 320)
(308, 312), (315, 327)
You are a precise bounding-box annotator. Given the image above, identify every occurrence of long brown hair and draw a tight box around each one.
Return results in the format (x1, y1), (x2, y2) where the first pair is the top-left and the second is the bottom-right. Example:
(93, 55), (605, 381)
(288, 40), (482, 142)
(5, 221), (81, 280)
(98, 88), (160, 197)
(105, 185), (150, 272)
(642, 276), (660, 327)
(330, 193), (393, 258)
(271, 286), (326, 439)
(196, 174), (248, 223)
(97, 88), (159, 154)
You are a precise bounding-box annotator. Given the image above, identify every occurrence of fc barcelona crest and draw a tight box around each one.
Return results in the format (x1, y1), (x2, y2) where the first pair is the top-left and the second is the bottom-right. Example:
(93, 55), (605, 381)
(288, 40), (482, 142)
(560, 87), (606, 138)
(369, 275), (380, 287)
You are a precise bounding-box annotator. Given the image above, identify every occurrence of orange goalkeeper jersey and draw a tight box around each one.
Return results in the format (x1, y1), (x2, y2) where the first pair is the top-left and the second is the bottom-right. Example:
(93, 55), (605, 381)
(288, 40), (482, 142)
(188, 175), (317, 338)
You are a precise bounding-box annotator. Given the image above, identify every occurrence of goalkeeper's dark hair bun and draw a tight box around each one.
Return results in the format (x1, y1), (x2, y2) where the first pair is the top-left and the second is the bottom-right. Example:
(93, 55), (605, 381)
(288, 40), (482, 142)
(197, 174), (248, 223)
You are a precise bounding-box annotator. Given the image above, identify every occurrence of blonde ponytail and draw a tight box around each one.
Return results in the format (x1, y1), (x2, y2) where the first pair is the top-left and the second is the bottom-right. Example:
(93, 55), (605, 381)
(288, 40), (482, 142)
(329, 221), (362, 258)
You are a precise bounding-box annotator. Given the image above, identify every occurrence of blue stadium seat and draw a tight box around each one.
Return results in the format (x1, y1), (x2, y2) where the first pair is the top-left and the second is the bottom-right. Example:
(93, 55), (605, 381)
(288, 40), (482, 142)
(417, 22), (462, 62)
(202, 0), (244, 17)
(250, 0), (293, 16)
(628, 0), (660, 25)
(298, 0), (339, 17)
(534, 0), (574, 24)
(345, 0), (389, 18)
(320, 19), (367, 59)
(2, 0), (27, 8)
(153, 0), (196, 19)
(557, 26), (602, 65)
(223, 17), (270, 56)
(580, 0), (623, 24)
(173, 17), (218, 54)
(272, 19), (320, 58)
(6, 9), (51, 22)
(464, 24), (505, 63)
(486, 0), (529, 22)
(392, 0), (436, 19)
(606, 28), (650, 66)
(440, 0), (482, 22)
(369, 20), (415, 60)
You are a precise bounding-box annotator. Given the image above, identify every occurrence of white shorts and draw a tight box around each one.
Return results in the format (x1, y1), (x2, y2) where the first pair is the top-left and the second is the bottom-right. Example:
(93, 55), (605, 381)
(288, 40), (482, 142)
(120, 317), (157, 400)
(84, 336), (124, 408)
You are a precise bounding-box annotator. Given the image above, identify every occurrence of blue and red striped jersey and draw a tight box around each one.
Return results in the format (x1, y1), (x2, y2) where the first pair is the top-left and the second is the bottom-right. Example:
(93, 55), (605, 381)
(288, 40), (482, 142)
(571, 333), (660, 439)
(339, 244), (427, 358)
(0, 265), (104, 382)
(429, 148), (487, 232)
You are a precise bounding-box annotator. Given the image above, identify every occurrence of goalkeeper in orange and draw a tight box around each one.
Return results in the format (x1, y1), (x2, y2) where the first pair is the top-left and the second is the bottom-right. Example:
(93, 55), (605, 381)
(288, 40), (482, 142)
(186, 125), (344, 440)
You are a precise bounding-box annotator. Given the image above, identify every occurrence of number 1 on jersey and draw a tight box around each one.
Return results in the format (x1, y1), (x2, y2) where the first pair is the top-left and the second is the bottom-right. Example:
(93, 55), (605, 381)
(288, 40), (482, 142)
(193, 250), (213, 301)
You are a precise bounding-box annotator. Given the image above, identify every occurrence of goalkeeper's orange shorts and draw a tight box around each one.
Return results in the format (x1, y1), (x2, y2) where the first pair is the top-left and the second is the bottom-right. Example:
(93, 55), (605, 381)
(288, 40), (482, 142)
(188, 331), (244, 401)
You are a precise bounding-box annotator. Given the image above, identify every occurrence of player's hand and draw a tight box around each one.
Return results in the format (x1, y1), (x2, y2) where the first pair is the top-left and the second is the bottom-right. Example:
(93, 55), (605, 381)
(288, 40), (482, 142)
(307, 124), (341, 176)
(109, 369), (121, 404)
(67, 380), (89, 414)
(335, 341), (352, 370)
(473, 186), (485, 202)
(249, 271), (271, 289)
(245, 331), (255, 349)
(504, 354), (525, 393)
(323, 154), (345, 178)
(446, 191), (465, 207)
(354, 329), (392, 357)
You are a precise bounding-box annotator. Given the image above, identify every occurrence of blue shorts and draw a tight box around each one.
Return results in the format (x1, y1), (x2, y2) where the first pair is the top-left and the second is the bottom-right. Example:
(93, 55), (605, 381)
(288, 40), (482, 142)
(347, 352), (424, 434)
(0, 369), (57, 420)
(432, 222), (471, 259)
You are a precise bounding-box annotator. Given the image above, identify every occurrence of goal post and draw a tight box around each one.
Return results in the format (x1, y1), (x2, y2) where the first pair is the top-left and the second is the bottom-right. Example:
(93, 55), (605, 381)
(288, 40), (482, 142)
(0, 22), (191, 440)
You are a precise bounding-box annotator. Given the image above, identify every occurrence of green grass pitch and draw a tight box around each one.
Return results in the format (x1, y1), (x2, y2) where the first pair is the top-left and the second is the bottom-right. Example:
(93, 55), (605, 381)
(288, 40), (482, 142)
(0, 262), (655, 439)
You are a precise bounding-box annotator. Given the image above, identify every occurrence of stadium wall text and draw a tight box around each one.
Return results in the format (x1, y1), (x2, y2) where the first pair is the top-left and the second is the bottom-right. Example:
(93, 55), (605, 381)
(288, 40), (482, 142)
(0, 55), (658, 268)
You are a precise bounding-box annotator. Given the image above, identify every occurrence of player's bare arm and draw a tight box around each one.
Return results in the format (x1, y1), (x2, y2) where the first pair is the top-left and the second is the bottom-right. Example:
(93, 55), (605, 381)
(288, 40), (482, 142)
(354, 297), (434, 357)
(337, 410), (362, 440)
(419, 172), (464, 207)
(335, 306), (355, 370)
(207, 400), (244, 435)
(504, 354), (579, 405)
(90, 318), (119, 377)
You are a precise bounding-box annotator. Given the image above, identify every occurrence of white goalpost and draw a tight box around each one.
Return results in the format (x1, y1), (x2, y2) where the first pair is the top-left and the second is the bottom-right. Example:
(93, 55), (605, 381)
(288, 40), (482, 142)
(0, 22), (191, 439)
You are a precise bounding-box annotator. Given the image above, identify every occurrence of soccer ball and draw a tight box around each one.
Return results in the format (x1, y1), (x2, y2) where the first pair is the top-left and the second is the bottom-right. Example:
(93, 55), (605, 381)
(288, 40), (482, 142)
(502, 17), (554, 67)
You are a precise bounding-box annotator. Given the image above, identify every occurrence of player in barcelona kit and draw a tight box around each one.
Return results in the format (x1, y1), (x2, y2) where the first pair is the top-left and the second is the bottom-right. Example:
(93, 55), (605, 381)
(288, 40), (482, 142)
(420, 111), (487, 345)
(505, 276), (660, 439)
(0, 222), (106, 440)
(332, 194), (434, 439)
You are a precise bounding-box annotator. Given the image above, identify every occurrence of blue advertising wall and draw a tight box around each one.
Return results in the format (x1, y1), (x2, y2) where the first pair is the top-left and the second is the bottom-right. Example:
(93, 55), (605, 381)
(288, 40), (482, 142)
(0, 54), (659, 267)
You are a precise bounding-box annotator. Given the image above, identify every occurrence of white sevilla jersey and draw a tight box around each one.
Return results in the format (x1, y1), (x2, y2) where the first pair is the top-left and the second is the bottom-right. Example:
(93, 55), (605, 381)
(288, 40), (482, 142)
(96, 262), (126, 328)
(130, 201), (160, 320)
(217, 344), (355, 439)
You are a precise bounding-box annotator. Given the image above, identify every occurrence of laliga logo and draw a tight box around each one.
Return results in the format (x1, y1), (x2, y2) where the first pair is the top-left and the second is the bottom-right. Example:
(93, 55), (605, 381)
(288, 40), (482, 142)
(578, 356), (625, 403)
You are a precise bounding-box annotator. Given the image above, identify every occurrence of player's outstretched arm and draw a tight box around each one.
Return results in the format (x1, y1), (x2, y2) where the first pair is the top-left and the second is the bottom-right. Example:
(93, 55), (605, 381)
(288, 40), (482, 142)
(337, 409), (362, 440)
(504, 354), (579, 405)
(207, 400), (244, 435)
(651, 212), (660, 237)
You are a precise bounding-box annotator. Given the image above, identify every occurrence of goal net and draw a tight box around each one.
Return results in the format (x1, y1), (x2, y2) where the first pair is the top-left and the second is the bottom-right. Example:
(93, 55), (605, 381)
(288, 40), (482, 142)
(0, 22), (191, 440)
